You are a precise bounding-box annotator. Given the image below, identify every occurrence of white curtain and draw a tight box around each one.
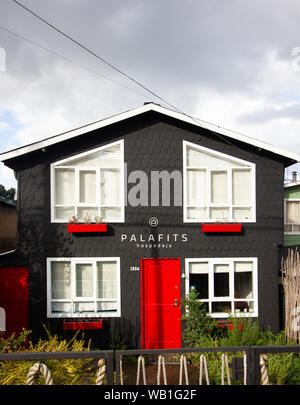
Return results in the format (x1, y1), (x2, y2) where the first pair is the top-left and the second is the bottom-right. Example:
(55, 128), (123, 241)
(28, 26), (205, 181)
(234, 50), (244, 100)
(76, 264), (93, 298)
(79, 170), (96, 203)
(51, 262), (71, 299)
(232, 169), (251, 205)
(97, 261), (117, 299)
(211, 171), (227, 203)
(187, 169), (206, 206)
(286, 201), (300, 223)
(101, 169), (120, 205)
(55, 169), (75, 205)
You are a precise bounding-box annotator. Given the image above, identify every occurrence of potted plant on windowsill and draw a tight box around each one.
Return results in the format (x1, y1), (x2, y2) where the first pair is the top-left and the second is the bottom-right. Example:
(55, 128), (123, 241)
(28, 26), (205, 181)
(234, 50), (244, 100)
(67, 213), (107, 233)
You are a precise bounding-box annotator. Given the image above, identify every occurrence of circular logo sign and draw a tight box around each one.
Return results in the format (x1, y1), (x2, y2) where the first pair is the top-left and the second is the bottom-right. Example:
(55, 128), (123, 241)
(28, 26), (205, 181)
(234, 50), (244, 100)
(149, 217), (159, 227)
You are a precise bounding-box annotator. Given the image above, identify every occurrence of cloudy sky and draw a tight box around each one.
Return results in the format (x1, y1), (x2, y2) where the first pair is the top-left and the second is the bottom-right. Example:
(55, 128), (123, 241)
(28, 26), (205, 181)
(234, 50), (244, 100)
(1, 0), (300, 190)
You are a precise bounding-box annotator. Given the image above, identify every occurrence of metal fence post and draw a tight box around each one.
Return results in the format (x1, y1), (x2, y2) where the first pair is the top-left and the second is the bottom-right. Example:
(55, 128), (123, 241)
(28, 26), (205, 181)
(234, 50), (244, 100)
(105, 351), (115, 385)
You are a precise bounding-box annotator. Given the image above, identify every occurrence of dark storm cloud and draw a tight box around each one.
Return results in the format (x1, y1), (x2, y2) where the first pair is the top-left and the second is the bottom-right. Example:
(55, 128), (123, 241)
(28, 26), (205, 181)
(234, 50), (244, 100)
(2, 0), (300, 99)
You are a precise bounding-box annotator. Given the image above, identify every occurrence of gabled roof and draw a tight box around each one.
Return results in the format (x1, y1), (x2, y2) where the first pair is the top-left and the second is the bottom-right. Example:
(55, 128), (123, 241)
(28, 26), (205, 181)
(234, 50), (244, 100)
(1, 102), (300, 164)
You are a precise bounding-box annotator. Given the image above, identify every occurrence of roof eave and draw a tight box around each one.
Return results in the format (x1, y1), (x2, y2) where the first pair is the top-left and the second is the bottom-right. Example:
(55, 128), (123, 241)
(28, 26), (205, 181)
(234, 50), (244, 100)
(1, 102), (300, 165)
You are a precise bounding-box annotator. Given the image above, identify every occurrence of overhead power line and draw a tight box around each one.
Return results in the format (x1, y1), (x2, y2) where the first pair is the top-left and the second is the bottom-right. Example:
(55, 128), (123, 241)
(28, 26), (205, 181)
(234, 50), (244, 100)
(9, 0), (275, 153)
(0, 24), (154, 101)
(10, 0), (179, 112)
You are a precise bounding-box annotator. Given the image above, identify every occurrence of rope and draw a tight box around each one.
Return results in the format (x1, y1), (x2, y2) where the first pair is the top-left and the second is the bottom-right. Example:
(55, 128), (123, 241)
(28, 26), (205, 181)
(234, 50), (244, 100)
(221, 353), (231, 385)
(179, 355), (189, 385)
(243, 352), (247, 385)
(96, 358), (106, 385)
(157, 355), (167, 385)
(199, 354), (210, 385)
(120, 355), (124, 385)
(260, 354), (269, 385)
(26, 362), (54, 385)
(136, 355), (147, 385)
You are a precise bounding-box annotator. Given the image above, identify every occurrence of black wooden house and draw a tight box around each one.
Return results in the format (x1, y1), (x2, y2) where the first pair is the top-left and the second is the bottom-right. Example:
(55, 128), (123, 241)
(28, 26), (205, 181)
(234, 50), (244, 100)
(1, 103), (299, 349)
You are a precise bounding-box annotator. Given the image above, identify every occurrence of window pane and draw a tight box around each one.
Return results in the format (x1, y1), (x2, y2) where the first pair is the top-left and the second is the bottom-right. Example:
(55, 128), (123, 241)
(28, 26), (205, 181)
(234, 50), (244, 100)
(234, 262), (253, 300)
(77, 207), (99, 222)
(286, 201), (300, 223)
(212, 302), (231, 313)
(187, 169), (206, 205)
(55, 169), (75, 205)
(51, 262), (71, 299)
(214, 264), (229, 297)
(79, 171), (96, 203)
(101, 169), (121, 205)
(232, 169), (251, 205)
(101, 207), (122, 221)
(209, 207), (230, 221)
(97, 261), (117, 299)
(74, 302), (94, 312)
(190, 274), (208, 299)
(234, 301), (254, 313)
(187, 207), (207, 220)
(97, 302), (117, 312)
(233, 207), (252, 221)
(55, 207), (76, 221)
(186, 146), (246, 168)
(76, 264), (93, 297)
(189, 262), (209, 274)
(234, 272), (253, 299)
(234, 262), (253, 272)
(61, 144), (121, 167)
(52, 302), (72, 313)
(211, 171), (227, 203)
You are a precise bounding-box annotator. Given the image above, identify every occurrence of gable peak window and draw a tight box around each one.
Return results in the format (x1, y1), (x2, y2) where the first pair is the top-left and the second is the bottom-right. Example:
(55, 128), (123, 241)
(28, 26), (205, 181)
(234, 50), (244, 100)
(183, 141), (256, 223)
(51, 140), (124, 223)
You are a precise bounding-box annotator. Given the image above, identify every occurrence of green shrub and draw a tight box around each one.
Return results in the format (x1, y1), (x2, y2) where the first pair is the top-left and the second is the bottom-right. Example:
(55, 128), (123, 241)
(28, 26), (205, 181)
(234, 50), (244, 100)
(181, 291), (225, 346)
(0, 326), (96, 385)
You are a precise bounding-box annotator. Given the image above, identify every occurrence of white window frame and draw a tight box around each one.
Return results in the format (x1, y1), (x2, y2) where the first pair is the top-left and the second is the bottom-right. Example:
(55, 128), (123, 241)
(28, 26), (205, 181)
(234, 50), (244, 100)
(50, 139), (125, 223)
(284, 198), (300, 234)
(185, 258), (258, 318)
(47, 257), (121, 318)
(183, 141), (256, 223)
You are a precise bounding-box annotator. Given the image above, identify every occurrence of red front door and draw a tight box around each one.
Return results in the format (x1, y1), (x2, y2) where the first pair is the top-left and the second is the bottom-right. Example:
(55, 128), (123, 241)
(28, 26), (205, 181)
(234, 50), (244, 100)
(0, 267), (28, 337)
(141, 258), (181, 349)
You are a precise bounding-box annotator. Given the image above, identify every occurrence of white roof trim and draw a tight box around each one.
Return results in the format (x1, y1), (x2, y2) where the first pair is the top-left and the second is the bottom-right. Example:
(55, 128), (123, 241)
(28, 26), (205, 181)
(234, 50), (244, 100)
(1, 103), (300, 163)
(285, 181), (300, 188)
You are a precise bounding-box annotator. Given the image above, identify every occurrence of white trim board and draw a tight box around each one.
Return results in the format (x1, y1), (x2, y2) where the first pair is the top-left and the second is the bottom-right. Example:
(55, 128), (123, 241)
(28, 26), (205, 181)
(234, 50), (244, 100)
(1, 103), (300, 164)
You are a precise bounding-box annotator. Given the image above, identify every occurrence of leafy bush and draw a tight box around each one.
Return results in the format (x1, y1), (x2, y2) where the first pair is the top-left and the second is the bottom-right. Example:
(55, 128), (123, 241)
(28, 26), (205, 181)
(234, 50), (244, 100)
(181, 296), (300, 385)
(0, 326), (97, 385)
(0, 328), (31, 352)
(181, 291), (225, 346)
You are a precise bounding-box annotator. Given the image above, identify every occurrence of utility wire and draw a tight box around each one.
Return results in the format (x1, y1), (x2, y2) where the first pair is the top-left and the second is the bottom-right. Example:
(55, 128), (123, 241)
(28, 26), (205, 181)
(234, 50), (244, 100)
(10, 0), (179, 112)
(9, 0), (279, 153)
(0, 24), (154, 101)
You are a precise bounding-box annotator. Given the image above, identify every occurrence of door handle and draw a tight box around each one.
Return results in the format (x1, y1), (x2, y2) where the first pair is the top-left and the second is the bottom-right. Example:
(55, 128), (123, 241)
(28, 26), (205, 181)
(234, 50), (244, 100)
(174, 298), (179, 306)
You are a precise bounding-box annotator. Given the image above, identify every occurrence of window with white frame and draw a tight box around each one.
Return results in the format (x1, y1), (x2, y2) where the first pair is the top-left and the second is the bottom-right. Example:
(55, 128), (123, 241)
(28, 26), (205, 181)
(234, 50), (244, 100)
(47, 257), (121, 317)
(285, 199), (300, 233)
(51, 140), (124, 223)
(183, 141), (256, 222)
(185, 258), (258, 317)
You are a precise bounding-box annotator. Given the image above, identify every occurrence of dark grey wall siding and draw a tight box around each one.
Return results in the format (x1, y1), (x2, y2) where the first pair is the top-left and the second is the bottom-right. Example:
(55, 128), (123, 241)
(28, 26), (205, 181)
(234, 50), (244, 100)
(15, 113), (285, 347)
